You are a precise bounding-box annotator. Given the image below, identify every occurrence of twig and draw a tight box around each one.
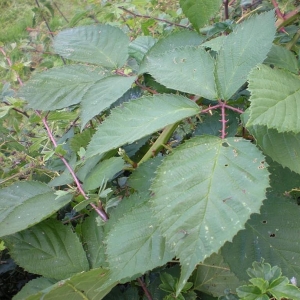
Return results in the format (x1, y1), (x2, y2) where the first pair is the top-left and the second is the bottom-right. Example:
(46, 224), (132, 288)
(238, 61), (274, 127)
(224, 0), (229, 20)
(137, 277), (153, 300)
(135, 80), (158, 95)
(35, 0), (66, 65)
(53, 1), (69, 23)
(119, 6), (190, 29)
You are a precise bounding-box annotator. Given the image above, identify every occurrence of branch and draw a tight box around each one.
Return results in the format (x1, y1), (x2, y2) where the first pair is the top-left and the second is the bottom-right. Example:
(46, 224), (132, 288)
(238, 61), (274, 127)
(119, 6), (190, 29)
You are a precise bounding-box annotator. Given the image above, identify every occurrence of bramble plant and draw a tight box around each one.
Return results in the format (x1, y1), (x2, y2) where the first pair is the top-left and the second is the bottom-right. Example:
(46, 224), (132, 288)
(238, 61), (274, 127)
(0, 0), (300, 299)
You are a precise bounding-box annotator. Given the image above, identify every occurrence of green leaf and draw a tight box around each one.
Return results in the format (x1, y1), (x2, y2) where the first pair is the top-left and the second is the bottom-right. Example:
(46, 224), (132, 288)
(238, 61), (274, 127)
(142, 46), (217, 99)
(264, 44), (299, 74)
(81, 211), (106, 269)
(150, 136), (269, 294)
(54, 25), (129, 68)
(247, 65), (300, 133)
(83, 157), (124, 191)
(19, 65), (108, 111)
(222, 160), (300, 282)
(191, 252), (243, 297)
(86, 94), (200, 158)
(25, 268), (116, 300)
(236, 285), (269, 300)
(0, 181), (72, 237)
(215, 10), (276, 100)
(129, 36), (156, 63)
(3, 219), (89, 280)
(270, 283), (300, 299)
(127, 156), (163, 193)
(81, 75), (136, 129)
(13, 277), (57, 300)
(106, 193), (174, 281)
(247, 124), (300, 174)
(139, 30), (205, 73)
(180, 0), (222, 31)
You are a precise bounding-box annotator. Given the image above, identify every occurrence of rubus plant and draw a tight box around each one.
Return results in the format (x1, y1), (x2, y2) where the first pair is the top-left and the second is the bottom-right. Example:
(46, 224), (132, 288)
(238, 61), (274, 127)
(0, 0), (300, 299)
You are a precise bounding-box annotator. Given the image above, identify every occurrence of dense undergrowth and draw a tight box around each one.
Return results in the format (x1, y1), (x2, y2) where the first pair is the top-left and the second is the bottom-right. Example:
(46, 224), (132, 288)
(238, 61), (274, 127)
(1, 0), (300, 299)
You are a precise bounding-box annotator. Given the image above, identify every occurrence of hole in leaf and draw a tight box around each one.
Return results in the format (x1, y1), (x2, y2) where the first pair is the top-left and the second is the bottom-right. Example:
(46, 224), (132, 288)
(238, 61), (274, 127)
(262, 220), (267, 224)
(222, 142), (229, 147)
(225, 164), (229, 167)
(269, 233), (275, 237)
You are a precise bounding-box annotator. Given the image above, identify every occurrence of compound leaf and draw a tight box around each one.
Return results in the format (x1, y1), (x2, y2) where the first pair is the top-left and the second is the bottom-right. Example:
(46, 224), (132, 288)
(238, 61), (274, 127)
(106, 193), (174, 281)
(141, 46), (217, 99)
(81, 75), (136, 129)
(247, 65), (300, 133)
(180, 0), (222, 31)
(19, 65), (108, 111)
(215, 10), (276, 100)
(86, 94), (200, 158)
(150, 135), (269, 294)
(54, 24), (129, 68)
(3, 219), (89, 280)
(0, 181), (72, 237)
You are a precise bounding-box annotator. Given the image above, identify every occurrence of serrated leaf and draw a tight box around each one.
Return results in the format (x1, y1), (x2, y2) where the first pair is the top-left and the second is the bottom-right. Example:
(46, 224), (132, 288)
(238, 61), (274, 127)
(264, 44), (298, 74)
(129, 36), (156, 63)
(70, 128), (96, 153)
(19, 65), (108, 110)
(81, 211), (106, 269)
(13, 277), (57, 300)
(192, 252), (243, 297)
(140, 31), (205, 73)
(0, 181), (72, 237)
(54, 25), (129, 68)
(180, 0), (222, 31)
(81, 75), (136, 129)
(142, 46), (217, 98)
(222, 160), (300, 282)
(3, 219), (89, 280)
(25, 268), (116, 300)
(247, 124), (300, 174)
(127, 156), (163, 193)
(247, 65), (300, 133)
(150, 135), (269, 294)
(270, 283), (300, 299)
(83, 157), (124, 191)
(86, 94), (200, 158)
(215, 10), (276, 100)
(106, 193), (174, 281)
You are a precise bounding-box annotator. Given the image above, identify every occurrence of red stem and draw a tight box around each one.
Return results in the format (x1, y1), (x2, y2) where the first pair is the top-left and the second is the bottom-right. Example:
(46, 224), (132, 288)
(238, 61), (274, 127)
(220, 101), (227, 139)
(137, 277), (153, 300)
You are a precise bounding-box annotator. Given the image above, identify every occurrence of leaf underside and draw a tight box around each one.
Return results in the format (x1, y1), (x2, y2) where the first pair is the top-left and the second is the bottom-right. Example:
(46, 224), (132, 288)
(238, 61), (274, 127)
(150, 135), (269, 293)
